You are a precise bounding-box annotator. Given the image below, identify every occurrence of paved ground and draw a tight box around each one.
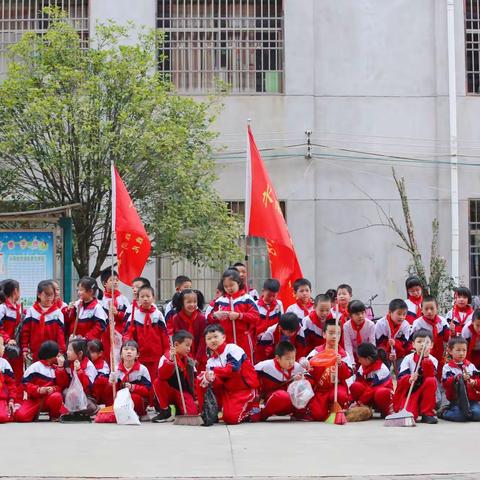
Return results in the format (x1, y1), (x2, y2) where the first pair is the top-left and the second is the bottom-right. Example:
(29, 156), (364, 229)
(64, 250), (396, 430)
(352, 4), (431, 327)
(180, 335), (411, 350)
(1, 418), (479, 479)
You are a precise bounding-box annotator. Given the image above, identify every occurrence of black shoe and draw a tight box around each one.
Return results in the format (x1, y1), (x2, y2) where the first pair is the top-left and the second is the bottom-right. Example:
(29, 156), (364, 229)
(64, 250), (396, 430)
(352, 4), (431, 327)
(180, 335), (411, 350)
(59, 412), (92, 423)
(421, 415), (438, 424)
(151, 407), (173, 423)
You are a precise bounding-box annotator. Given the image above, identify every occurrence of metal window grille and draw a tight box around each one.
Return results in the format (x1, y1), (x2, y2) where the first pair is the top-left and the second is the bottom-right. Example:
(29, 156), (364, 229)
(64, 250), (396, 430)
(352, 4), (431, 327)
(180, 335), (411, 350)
(466, 0), (480, 93)
(0, 0), (89, 78)
(156, 199), (286, 303)
(156, 0), (284, 94)
(469, 199), (480, 295)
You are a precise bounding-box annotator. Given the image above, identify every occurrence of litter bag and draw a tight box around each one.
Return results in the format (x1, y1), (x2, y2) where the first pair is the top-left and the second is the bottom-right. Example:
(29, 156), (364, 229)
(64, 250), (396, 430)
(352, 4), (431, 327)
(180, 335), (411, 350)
(114, 388), (140, 425)
(201, 385), (218, 427)
(288, 378), (314, 410)
(64, 371), (88, 412)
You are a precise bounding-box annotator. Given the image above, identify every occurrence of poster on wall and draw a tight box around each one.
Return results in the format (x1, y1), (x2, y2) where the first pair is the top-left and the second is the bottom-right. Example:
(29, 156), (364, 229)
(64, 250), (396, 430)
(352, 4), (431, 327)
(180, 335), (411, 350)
(0, 231), (55, 307)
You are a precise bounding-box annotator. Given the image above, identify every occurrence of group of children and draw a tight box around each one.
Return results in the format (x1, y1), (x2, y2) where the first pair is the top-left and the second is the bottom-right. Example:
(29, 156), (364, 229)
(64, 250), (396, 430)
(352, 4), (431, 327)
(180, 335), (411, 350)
(1, 266), (480, 426)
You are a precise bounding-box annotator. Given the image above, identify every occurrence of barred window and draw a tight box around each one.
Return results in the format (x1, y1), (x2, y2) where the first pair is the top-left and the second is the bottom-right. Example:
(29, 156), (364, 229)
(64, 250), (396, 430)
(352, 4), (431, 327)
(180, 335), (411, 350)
(466, 0), (480, 93)
(469, 200), (480, 295)
(0, 0), (89, 78)
(157, 0), (284, 94)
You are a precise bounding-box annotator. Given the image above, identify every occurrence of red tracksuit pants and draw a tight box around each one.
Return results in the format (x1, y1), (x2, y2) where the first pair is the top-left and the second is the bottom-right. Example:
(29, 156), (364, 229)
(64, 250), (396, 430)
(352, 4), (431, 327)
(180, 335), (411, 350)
(394, 377), (436, 418)
(0, 400), (12, 423)
(92, 376), (110, 405)
(10, 356), (24, 402)
(15, 392), (65, 422)
(469, 350), (480, 370)
(309, 385), (350, 421)
(144, 361), (158, 407)
(153, 378), (198, 415)
(350, 382), (392, 416)
(260, 390), (301, 420)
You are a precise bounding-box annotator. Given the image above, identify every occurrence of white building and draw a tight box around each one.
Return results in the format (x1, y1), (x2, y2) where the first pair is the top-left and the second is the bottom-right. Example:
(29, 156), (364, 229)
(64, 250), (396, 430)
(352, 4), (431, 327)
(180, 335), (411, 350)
(2, 0), (480, 310)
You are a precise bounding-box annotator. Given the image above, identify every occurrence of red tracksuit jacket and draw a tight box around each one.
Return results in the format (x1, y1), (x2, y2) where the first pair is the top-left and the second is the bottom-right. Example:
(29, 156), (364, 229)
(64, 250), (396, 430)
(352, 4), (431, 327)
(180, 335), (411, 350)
(56, 357), (98, 394)
(65, 299), (107, 341)
(0, 358), (16, 402)
(22, 360), (67, 398)
(441, 360), (480, 402)
(114, 361), (151, 399)
(157, 354), (195, 396)
(0, 301), (22, 343)
(257, 323), (306, 361)
(353, 360), (393, 402)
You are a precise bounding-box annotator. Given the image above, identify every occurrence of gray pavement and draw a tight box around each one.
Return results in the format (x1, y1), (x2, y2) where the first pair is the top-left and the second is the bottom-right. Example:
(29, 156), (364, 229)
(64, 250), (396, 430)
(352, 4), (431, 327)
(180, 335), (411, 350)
(1, 418), (479, 478)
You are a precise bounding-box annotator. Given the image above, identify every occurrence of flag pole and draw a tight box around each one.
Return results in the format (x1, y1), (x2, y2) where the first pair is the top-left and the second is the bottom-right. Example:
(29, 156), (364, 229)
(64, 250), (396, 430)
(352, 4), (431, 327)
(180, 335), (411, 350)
(244, 119), (252, 292)
(110, 160), (117, 399)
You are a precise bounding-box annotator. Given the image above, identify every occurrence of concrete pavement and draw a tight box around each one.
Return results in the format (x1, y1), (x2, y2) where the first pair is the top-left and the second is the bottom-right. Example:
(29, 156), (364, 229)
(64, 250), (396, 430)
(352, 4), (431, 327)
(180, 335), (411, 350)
(0, 418), (479, 478)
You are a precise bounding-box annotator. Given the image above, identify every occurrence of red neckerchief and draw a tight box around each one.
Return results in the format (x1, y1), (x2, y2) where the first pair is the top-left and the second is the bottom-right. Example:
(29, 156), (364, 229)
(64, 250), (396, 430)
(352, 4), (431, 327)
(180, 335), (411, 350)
(296, 299), (313, 317)
(139, 305), (156, 328)
(447, 359), (471, 369)
(33, 302), (59, 337)
(408, 295), (423, 317)
(177, 308), (199, 335)
(350, 320), (365, 346)
(361, 359), (384, 377)
(257, 297), (278, 321)
(81, 298), (98, 310)
(386, 313), (402, 339)
(452, 304), (473, 327)
(468, 324), (480, 357)
(422, 315), (440, 341)
(55, 298), (64, 309)
(118, 360), (140, 385)
(104, 289), (121, 308)
(308, 310), (331, 330)
(334, 303), (349, 326)
(273, 357), (294, 381)
(92, 357), (105, 370)
(212, 342), (227, 358)
(5, 300), (20, 323)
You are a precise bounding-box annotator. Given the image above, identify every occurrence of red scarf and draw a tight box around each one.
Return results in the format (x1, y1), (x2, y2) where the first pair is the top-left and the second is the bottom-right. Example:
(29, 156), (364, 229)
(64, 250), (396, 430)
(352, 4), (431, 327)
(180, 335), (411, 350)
(308, 310), (329, 330)
(33, 302), (59, 338)
(177, 309), (199, 335)
(452, 304), (473, 327)
(139, 305), (156, 328)
(468, 324), (480, 358)
(351, 320), (365, 346)
(447, 359), (470, 369)
(361, 359), (383, 378)
(257, 298), (278, 321)
(296, 299), (313, 317)
(104, 289), (121, 308)
(81, 298), (98, 310)
(5, 300), (21, 324)
(408, 295), (423, 317)
(211, 342), (227, 358)
(422, 315), (441, 341)
(386, 313), (402, 339)
(273, 357), (294, 381)
(334, 303), (349, 326)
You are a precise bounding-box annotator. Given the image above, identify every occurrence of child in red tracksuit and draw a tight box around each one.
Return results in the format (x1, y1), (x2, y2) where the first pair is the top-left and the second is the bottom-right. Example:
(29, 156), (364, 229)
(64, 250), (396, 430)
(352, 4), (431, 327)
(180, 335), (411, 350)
(15, 340), (67, 422)
(463, 310), (480, 368)
(152, 330), (198, 423)
(405, 275), (423, 324)
(440, 337), (480, 422)
(0, 336), (16, 422)
(306, 318), (354, 421)
(254, 341), (305, 421)
(411, 296), (450, 377)
(123, 285), (169, 395)
(99, 269), (130, 366)
(21, 280), (66, 362)
(303, 294), (332, 350)
(198, 324), (259, 425)
(331, 284), (352, 328)
(446, 287), (473, 337)
(375, 298), (411, 369)
(285, 278), (314, 325)
(65, 277), (107, 341)
(255, 278), (284, 337)
(257, 312), (306, 361)
(350, 343), (393, 417)
(208, 269), (259, 362)
(170, 289), (207, 371)
(88, 339), (111, 406)
(393, 329), (438, 424)
(107, 340), (151, 418)
(343, 300), (375, 365)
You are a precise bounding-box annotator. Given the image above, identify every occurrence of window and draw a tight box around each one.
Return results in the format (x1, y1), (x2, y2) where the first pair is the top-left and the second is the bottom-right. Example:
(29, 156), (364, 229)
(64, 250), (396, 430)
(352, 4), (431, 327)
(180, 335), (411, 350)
(157, 0), (284, 94)
(466, 0), (480, 93)
(0, 0), (89, 78)
(469, 199), (480, 294)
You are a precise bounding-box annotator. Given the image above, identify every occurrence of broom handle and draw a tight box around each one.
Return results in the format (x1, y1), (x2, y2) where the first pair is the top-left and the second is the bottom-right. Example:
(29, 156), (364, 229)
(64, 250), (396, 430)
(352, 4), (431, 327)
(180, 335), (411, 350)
(403, 338), (429, 411)
(170, 336), (188, 415)
(72, 306), (79, 337)
(333, 306), (340, 404)
(109, 301), (116, 399)
(230, 298), (237, 344)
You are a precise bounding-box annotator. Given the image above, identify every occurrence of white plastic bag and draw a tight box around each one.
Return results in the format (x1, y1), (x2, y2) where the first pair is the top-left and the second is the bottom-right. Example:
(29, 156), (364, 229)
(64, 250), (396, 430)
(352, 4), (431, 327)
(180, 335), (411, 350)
(287, 378), (314, 409)
(64, 371), (88, 412)
(114, 388), (140, 425)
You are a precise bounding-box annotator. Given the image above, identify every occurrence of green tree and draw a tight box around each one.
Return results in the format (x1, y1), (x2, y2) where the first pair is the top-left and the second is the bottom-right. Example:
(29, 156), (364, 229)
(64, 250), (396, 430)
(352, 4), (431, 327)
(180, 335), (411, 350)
(0, 9), (241, 278)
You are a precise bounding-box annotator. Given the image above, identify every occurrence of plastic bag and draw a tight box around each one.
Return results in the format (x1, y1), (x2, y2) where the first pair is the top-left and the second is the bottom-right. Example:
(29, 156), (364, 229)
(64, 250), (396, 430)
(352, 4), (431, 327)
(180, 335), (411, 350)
(114, 388), (140, 425)
(288, 378), (314, 409)
(113, 330), (123, 368)
(201, 385), (218, 427)
(64, 371), (88, 412)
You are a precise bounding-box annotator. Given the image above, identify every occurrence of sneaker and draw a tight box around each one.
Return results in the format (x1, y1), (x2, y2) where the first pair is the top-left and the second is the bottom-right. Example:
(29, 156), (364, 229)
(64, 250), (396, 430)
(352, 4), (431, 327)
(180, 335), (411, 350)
(140, 414), (150, 422)
(421, 415), (438, 424)
(151, 407), (173, 423)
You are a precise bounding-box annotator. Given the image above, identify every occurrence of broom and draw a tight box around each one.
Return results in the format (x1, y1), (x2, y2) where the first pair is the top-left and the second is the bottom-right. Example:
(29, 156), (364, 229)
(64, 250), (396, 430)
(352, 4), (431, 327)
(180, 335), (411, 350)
(171, 337), (203, 426)
(325, 307), (347, 425)
(384, 337), (429, 427)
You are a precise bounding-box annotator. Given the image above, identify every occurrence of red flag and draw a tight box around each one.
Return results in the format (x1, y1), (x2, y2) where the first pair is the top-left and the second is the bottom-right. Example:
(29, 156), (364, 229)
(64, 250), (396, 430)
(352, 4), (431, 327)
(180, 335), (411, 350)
(112, 165), (151, 284)
(245, 126), (303, 305)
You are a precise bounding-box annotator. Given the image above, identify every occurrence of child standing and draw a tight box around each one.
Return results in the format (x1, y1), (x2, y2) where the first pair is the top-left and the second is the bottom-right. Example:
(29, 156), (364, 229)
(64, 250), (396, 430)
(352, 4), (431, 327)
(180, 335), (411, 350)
(303, 294), (332, 350)
(152, 330), (198, 422)
(256, 278), (284, 337)
(343, 300), (375, 364)
(254, 341), (305, 421)
(375, 298), (411, 368)
(15, 340), (67, 422)
(350, 343), (393, 417)
(446, 287), (473, 336)
(0, 336), (16, 422)
(441, 337), (480, 422)
(405, 275), (423, 324)
(88, 339), (111, 406)
(393, 329), (438, 424)
(462, 309), (480, 369)
(164, 275), (192, 326)
(207, 269), (259, 362)
(331, 284), (352, 327)
(285, 278), (314, 323)
(198, 324), (259, 425)
(21, 280), (66, 362)
(170, 289), (207, 370)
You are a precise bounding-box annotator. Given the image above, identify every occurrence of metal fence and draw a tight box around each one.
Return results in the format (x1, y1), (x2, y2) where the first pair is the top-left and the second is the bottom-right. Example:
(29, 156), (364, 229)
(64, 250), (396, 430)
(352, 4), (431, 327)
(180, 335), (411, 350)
(466, 0), (480, 93)
(156, 0), (284, 94)
(469, 199), (480, 294)
(0, 0), (89, 78)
